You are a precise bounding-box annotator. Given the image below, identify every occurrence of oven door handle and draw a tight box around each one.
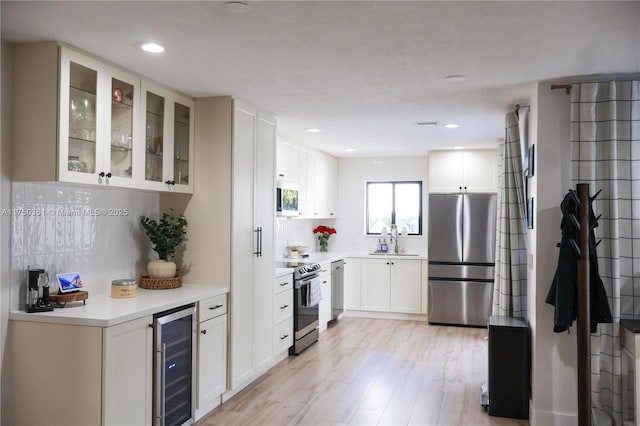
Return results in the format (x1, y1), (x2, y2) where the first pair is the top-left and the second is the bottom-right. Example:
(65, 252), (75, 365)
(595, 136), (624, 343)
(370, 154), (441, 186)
(295, 275), (320, 288)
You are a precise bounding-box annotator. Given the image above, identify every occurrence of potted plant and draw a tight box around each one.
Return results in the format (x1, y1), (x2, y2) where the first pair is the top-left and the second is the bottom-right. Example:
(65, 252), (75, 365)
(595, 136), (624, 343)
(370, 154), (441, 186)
(141, 209), (187, 279)
(313, 225), (337, 252)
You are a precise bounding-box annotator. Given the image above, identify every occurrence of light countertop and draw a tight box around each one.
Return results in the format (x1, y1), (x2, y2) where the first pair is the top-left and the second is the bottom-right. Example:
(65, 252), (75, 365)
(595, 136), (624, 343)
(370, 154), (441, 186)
(10, 283), (229, 328)
(275, 252), (427, 277)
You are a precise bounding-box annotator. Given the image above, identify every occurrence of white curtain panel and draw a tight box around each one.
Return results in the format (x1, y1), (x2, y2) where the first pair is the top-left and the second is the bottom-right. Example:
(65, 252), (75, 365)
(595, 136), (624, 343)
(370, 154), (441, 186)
(493, 111), (528, 317)
(570, 80), (640, 424)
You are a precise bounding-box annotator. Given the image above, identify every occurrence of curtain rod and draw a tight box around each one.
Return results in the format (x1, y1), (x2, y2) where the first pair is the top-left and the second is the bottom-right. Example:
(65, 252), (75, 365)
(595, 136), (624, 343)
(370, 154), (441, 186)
(551, 84), (573, 94)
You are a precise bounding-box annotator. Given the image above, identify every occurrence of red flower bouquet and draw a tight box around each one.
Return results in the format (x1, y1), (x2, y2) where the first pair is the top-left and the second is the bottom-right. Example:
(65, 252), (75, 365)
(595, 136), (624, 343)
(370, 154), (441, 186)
(313, 225), (337, 252)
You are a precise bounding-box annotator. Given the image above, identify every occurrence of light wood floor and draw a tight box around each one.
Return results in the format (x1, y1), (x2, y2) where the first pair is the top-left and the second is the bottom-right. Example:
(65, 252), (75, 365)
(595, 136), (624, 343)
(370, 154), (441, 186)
(199, 317), (529, 426)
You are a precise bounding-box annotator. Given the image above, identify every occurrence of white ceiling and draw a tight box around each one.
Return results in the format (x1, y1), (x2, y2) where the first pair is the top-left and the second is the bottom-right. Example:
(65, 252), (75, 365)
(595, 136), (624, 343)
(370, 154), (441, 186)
(2, 1), (639, 157)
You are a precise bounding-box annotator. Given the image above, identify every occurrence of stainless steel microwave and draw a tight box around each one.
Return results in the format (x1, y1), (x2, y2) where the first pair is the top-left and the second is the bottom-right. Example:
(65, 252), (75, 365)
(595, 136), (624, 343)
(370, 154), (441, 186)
(276, 181), (299, 217)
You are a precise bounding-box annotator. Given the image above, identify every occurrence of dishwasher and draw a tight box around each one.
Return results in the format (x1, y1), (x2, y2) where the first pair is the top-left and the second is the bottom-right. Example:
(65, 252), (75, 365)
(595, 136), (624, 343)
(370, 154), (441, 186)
(330, 259), (344, 324)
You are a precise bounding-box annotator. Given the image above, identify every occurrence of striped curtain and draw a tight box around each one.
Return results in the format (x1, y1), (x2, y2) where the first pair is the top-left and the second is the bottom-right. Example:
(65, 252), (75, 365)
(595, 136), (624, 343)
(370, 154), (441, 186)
(570, 80), (640, 425)
(492, 110), (528, 318)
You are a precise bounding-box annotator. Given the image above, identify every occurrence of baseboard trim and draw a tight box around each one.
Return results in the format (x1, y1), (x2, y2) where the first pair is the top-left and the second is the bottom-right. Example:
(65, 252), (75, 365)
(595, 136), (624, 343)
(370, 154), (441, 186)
(343, 310), (428, 321)
(530, 405), (577, 426)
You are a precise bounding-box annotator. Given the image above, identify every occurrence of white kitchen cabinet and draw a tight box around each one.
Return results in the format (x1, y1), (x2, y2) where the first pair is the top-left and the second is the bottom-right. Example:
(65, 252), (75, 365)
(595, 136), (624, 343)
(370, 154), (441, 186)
(196, 295), (227, 420)
(59, 47), (144, 188)
(103, 315), (153, 426)
(318, 263), (333, 332)
(230, 100), (276, 391)
(428, 149), (497, 193)
(140, 80), (195, 193)
(12, 42), (194, 193)
(276, 140), (299, 183)
(5, 316), (153, 426)
(389, 259), (422, 314)
(361, 258), (391, 311)
(358, 258), (423, 314)
(305, 150), (338, 218)
(274, 273), (294, 354)
(344, 257), (362, 310)
(276, 141), (338, 219)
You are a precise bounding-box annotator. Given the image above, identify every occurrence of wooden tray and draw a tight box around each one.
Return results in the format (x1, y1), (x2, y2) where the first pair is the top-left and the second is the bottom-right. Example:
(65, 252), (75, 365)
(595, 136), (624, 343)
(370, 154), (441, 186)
(50, 291), (89, 307)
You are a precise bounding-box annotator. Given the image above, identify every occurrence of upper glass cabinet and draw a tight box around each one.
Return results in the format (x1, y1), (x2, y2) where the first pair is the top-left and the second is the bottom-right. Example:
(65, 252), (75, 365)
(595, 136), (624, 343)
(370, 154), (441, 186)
(59, 47), (142, 188)
(141, 81), (194, 193)
(13, 43), (192, 192)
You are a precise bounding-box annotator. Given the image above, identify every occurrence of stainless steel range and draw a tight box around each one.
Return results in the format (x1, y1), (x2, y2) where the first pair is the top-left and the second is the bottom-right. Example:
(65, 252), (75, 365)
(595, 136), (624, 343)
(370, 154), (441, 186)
(285, 262), (322, 355)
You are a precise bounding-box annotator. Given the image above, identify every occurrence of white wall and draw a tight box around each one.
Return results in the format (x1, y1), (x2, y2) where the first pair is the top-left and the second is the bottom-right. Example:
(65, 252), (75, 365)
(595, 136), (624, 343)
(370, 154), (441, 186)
(333, 156), (429, 256)
(530, 82), (578, 425)
(275, 217), (337, 259)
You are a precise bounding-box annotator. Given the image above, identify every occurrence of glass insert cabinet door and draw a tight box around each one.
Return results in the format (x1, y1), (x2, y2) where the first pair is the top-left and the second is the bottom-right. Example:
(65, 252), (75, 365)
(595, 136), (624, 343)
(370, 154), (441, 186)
(110, 77), (135, 180)
(173, 102), (191, 186)
(141, 80), (194, 192)
(144, 90), (165, 184)
(59, 47), (141, 187)
(66, 60), (98, 177)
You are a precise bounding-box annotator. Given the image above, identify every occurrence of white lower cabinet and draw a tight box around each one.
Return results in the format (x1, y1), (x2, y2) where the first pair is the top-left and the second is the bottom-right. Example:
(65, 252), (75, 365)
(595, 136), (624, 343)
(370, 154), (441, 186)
(5, 293), (230, 426)
(389, 260), (422, 314)
(355, 258), (423, 314)
(274, 273), (294, 355)
(318, 263), (332, 332)
(103, 315), (154, 426)
(196, 295), (228, 420)
(361, 259), (391, 311)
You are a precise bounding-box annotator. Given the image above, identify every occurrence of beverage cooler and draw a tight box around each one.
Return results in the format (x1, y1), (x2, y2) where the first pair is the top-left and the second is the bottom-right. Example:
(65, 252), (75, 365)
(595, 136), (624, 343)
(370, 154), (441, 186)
(154, 304), (197, 426)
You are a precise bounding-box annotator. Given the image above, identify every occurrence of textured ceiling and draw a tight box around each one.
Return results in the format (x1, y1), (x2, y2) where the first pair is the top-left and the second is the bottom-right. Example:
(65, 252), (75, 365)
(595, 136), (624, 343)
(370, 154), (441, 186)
(2, 1), (639, 157)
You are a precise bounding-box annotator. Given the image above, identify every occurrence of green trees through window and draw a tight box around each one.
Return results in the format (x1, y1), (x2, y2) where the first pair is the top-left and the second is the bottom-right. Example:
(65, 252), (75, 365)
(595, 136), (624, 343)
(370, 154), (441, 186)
(366, 181), (422, 235)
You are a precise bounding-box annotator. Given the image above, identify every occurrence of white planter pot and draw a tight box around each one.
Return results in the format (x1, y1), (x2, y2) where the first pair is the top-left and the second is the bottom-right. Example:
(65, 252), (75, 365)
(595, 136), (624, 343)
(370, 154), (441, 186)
(147, 259), (177, 279)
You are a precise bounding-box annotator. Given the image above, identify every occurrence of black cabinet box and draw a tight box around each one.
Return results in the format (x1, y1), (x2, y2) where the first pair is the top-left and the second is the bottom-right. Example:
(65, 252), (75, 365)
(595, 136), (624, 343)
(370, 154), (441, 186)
(488, 316), (530, 419)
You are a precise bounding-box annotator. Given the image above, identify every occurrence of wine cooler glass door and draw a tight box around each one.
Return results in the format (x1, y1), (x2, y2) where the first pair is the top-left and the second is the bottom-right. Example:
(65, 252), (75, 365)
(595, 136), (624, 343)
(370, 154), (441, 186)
(154, 305), (196, 426)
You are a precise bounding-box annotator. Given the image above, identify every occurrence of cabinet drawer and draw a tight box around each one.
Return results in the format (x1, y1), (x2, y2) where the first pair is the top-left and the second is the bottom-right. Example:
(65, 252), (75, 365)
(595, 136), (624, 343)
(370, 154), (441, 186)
(274, 318), (293, 354)
(274, 289), (293, 324)
(198, 294), (227, 322)
(275, 273), (293, 294)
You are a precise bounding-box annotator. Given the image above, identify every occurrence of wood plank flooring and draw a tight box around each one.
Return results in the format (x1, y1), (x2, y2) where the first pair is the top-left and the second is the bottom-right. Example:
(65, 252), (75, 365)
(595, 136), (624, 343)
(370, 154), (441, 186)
(199, 317), (529, 426)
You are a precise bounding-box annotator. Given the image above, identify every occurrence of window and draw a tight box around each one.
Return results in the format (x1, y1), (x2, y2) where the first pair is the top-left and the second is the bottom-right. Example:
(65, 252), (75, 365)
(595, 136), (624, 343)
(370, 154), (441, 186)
(366, 181), (422, 235)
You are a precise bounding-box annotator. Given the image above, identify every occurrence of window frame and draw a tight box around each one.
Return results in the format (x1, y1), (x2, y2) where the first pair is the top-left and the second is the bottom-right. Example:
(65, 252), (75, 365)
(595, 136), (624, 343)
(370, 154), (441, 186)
(365, 180), (423, 236)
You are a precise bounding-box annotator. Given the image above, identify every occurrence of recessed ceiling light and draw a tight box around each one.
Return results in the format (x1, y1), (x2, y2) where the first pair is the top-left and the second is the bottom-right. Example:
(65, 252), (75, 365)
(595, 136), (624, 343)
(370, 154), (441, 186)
(305, 128), (321, 133)
(346, 148), (356, 152)
(454, 146), (465, 150)
(444, 75), (467, 83)
(140, 42), (165, 53)
(445, 123), (459, 129)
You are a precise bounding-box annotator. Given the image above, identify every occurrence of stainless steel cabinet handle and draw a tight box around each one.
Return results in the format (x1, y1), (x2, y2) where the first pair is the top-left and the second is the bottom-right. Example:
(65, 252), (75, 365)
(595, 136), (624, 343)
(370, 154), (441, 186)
(280, 282), (289, 286)
(280, 334), (289, 340)
(208, 304), (223, 310)
(254, 227), (263, 257)
(280, 304), (289, 309)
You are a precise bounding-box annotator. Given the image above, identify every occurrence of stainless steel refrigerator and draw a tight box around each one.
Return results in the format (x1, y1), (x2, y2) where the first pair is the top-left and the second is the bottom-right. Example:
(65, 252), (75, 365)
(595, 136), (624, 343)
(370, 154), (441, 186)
(428, 193), (497, 326)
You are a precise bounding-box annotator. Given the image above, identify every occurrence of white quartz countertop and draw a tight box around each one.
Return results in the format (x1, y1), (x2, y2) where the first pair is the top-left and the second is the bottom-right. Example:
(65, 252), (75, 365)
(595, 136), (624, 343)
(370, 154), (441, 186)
(275, 251), (427, 276)
(9, 283), (229, 328)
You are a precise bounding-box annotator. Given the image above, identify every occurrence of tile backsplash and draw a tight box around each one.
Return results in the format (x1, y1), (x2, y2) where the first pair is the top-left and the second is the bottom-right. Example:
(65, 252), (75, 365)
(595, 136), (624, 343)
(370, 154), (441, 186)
(11, 182), (158, 310)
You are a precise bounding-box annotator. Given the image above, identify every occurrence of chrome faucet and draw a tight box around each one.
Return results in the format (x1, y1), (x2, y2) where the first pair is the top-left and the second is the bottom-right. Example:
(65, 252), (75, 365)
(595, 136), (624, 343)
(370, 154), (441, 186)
(390, 224), (399, 254)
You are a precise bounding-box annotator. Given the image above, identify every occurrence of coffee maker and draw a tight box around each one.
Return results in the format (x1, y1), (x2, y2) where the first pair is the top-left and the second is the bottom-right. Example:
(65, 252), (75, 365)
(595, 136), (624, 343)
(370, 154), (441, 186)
(26, 267), (54, 313)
